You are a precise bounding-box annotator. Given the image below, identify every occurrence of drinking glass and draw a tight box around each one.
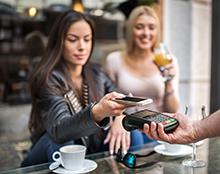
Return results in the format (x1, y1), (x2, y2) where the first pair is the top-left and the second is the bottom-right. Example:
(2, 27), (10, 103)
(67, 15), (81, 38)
(154, 43), (173, 81)
(182, 106), (206, 168)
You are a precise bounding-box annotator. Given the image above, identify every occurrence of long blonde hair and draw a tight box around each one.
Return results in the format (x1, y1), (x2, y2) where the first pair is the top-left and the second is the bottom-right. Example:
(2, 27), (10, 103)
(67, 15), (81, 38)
(126, 6), (160, 53)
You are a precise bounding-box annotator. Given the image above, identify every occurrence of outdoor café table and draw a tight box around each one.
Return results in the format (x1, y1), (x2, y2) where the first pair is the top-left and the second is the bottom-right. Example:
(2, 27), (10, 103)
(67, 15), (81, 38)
(0, 138), (220, 174)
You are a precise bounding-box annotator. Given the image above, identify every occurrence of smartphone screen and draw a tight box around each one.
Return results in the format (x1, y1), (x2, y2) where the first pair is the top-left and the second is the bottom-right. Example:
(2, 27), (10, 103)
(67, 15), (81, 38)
(113, 96), (153, 106)
(115, 96), (147, 102)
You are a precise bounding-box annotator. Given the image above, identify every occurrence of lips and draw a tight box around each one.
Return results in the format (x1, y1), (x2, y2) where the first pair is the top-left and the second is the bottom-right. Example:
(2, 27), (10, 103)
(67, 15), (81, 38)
(139, 38), (151, 44)
(74, 54), (87, 60)
(140, 39), (150, 44)
(140, 35), (152, 42)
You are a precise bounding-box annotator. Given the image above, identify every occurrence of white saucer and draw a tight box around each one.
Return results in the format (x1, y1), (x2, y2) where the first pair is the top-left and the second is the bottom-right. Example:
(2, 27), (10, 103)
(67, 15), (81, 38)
(154, 144), (193, 157)
(49, 159), (97, 174)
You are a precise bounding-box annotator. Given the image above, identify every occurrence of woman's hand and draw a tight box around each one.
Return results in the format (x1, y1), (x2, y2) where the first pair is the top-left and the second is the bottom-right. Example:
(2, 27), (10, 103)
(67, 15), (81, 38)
(92, 92), (127, 122)
(143, 113), (196, 144)
(159, 62), (176, 82)
(104, 115), (130, 155)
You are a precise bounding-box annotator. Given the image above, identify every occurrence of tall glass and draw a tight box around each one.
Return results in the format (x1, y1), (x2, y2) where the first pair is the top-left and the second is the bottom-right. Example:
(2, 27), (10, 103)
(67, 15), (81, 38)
(182, 106), (206, 168)
(154, 43), (173, 81)
(154, 43), (172, 67)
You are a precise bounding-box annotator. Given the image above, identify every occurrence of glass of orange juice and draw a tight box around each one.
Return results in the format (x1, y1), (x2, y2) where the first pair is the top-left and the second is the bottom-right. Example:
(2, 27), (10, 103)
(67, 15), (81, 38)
(154, 43), (172, 67)
(154, 43), (173, 81)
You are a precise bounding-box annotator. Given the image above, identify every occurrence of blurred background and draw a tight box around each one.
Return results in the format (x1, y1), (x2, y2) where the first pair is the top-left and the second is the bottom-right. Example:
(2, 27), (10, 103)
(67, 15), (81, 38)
(0, 0), (216, 171)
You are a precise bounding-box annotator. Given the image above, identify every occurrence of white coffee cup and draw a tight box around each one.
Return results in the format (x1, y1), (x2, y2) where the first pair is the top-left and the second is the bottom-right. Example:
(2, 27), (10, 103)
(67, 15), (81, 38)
(163, 142), (182, 153)
(52, 145), (86, 171)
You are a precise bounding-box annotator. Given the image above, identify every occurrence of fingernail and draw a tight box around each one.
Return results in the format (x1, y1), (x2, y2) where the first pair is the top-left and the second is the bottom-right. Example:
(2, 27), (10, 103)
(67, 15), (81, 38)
(110, 150), (113, 155)
(123, 150), (127, 155)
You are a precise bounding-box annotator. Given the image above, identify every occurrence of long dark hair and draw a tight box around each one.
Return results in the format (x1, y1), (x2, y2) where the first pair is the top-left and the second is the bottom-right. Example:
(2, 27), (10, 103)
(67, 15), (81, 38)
(29, 10), (95, 136)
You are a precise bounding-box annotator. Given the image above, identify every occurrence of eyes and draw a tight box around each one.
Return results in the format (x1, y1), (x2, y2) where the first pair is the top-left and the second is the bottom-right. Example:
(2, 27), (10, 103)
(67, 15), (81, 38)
(134, 23), (156, 31)
(66, 35), (92, 43)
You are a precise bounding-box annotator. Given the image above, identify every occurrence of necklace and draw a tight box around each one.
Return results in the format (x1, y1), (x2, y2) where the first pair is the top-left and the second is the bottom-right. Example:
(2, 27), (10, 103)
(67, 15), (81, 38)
(63, 83), (90, 147)
(82, 83), (89, 106)
(64, 83), (89, 113)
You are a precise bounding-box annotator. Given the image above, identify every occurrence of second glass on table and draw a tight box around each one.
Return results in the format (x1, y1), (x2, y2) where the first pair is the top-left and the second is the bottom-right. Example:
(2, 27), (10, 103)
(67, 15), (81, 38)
(182, 106), (206, 168)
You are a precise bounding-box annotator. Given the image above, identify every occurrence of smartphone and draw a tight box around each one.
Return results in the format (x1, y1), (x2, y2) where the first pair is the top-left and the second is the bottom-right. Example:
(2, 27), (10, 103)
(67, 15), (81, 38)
(113, 96), (153, 106)
(122, 109), (179, 133)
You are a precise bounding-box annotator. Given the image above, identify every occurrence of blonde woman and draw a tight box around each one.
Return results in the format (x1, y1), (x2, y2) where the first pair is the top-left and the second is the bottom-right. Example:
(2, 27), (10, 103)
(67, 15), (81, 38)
(105, 6), (180, 148)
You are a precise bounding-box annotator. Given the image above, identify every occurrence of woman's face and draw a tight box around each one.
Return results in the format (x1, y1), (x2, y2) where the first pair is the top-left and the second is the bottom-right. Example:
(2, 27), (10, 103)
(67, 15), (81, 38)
(62, 20), (92, 67)
(132, 14), (158, 51)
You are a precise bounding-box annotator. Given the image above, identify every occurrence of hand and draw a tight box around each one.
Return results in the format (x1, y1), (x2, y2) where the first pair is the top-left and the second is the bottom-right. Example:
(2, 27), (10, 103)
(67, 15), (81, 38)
(92, 92), (127, 122)
(159, 62), (176, 82)
(104, 115), (130, 155)
(143, 113), (196, 144)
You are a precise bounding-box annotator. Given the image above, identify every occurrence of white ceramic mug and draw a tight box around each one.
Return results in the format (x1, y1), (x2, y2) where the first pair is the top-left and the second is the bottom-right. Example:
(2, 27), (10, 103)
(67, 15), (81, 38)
(52, 145), (86, 171)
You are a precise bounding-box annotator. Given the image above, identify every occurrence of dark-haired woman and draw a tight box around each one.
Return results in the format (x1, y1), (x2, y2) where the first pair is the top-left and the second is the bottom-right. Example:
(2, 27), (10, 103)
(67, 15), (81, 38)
(21, 10), (130, 166)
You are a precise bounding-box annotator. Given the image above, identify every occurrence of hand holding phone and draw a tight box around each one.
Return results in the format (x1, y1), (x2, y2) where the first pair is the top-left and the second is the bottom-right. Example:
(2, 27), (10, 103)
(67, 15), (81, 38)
(122, 109), (179, 133)
(113, 96), (153, 106)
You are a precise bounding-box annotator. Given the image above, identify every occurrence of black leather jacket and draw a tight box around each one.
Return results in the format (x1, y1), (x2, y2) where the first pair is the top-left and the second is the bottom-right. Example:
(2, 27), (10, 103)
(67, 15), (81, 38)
(32, 63), (116, 153)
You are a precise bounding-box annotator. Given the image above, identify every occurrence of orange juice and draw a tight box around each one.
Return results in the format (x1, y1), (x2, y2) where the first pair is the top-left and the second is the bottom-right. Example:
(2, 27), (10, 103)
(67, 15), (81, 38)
(154, 53), (172, 67)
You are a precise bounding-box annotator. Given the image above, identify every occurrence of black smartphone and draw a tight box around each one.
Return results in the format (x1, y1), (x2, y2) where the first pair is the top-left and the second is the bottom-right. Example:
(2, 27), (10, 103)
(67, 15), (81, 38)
(113, 96), (153, 106)
(122, 109), (179, 133)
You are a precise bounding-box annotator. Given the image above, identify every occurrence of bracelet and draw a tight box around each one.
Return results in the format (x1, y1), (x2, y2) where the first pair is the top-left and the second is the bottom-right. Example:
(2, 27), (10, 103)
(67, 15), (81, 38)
(98, 117), (110, 130)
(164, 89), (174, 97)
(164, 76), (174, 83)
